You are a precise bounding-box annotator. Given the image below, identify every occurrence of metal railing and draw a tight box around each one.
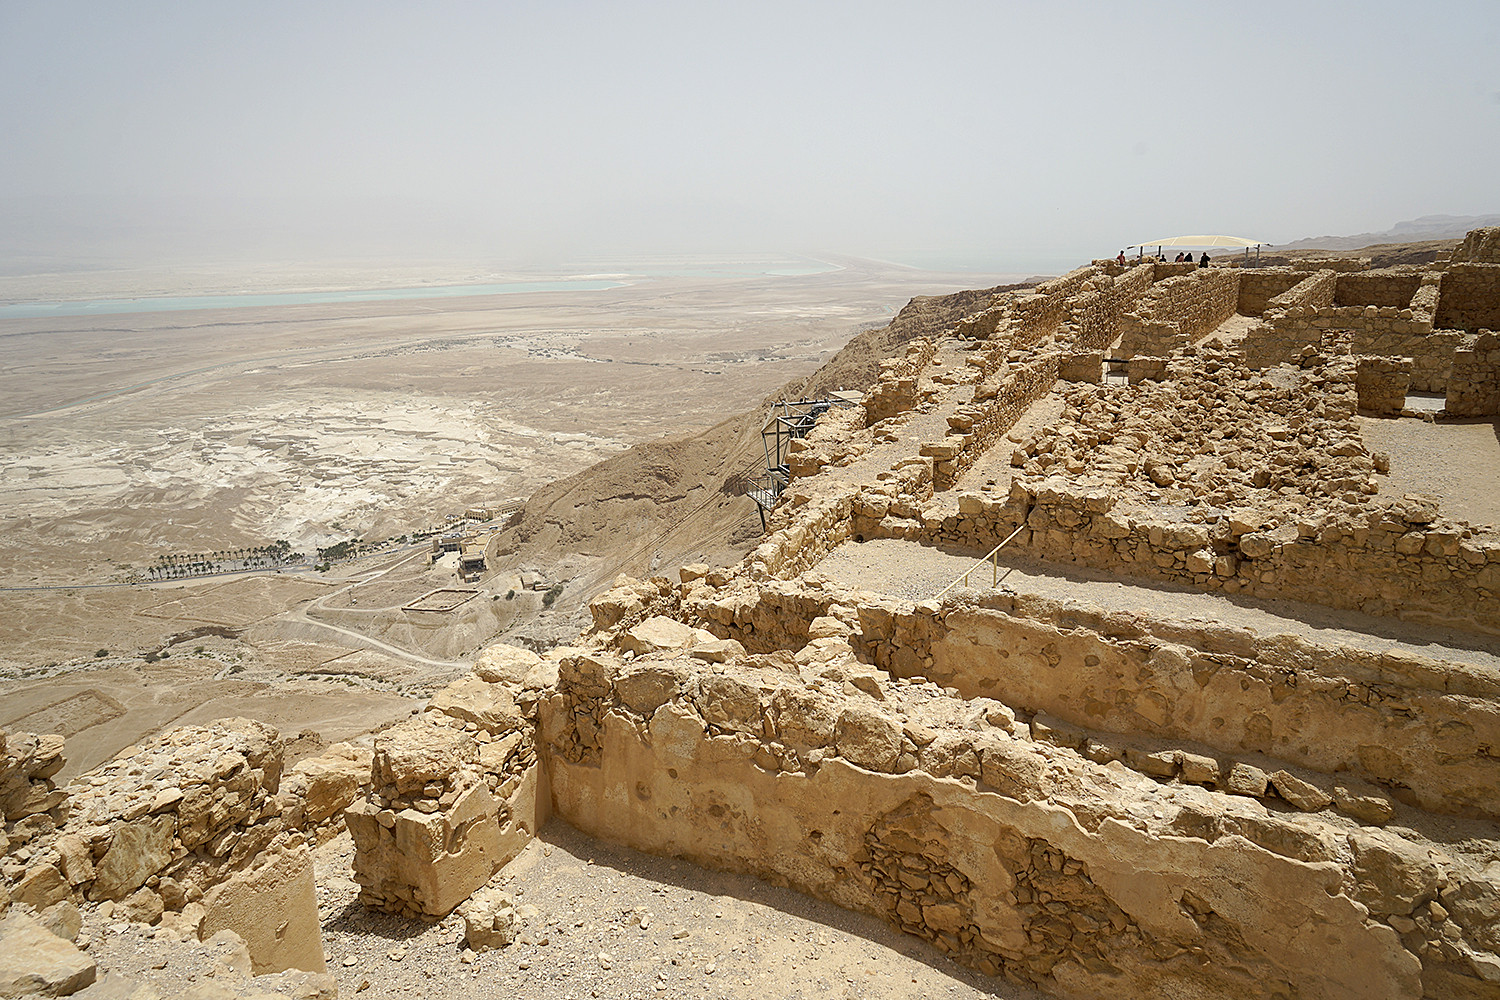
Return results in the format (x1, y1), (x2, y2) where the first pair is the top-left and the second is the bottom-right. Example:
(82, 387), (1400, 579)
(933, 524), (1028, 600)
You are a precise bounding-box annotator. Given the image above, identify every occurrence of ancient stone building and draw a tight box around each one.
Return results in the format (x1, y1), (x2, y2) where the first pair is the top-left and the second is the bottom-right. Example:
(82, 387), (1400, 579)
(5, 229), (1499, 1000)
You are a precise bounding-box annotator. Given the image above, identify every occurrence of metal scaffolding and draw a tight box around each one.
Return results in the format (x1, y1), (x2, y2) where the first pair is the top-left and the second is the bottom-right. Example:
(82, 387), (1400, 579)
(744, 395), (858, 530)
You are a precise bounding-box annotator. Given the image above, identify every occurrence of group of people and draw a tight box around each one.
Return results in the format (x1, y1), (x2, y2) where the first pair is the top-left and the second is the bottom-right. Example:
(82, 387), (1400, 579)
(1115, 249), (1211, 268)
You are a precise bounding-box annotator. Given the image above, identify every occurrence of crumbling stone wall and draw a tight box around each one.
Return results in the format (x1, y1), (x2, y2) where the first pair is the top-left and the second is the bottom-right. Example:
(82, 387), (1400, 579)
(660, 574), (1500, 821)
(1450, 226), (1500, 264)
(536, 639), (1497, 998)
(747, 491), (859, 581)
(1244, 271), (1458, 387)
(1356, 356), (1413, 414)
(1116, 269), (1239, 358)
(1446, 331), (1500, 416)
(1010, 267), (1100, 347)
(1292, 257), (1371, 273)
(932, 351), (1061, 491)
(863, 339), (937, 423)
(346, 662), (543, 917)
(1236, 269), (1310, 315)
(1434, 263), (1500, 332)
(0, 718), (348, 975)
(922, 485), (1500, 639)
(1, 728), (67, 862)
(1335, 271), (1424, 308)
(1349, 328), (1460, 394)
(1270, 269), (1339, 312)
(1059, 264), (1154, 352)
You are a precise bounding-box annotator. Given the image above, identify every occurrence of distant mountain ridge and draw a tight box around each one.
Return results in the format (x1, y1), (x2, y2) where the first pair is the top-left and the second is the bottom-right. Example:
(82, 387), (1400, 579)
(1278, 214), (1500, 252)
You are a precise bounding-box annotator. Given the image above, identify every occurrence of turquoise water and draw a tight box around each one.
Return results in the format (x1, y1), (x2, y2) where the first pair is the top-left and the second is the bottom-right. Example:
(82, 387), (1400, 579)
(0, 279), (627, 320)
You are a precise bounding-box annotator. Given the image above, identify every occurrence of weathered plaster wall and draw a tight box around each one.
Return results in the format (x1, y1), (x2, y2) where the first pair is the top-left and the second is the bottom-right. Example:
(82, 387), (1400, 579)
(536, 643), (1495, 1000)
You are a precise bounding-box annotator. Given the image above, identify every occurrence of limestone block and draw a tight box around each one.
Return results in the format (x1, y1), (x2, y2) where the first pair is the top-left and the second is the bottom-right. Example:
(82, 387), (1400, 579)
(834, 705), (900, 772)
(807, 616), (852, 640)
(473, 643), (545, 685)
(619, 616), (715, 657)
(1350, 831), (1441, 915)
(1270, 770), (1332, 812)
(1125, 748), (1178, 778)
(456, 886), (518, 952)
(616, 663), (688, 716)
(1238, 533), (1275, 560)
(90, 815), (174, 901)
(373, 720), (477, 796)
(695, 673), (763, 734)
(687, 638), (746, 663)
(118, 887), (163, 926)
(279, 742), (372, 828)
(37, 901), (82, 943)
(348, 783), (517, 918)
(429, 675), (524, 733)
(1334, 783), (1395, 825)
(0, 910), (97, 997)
(1225, 763), (1270, 798)
(200, 841), (325, 975)
(976, 734), (1044, 801)
(12, 862), (71, 910)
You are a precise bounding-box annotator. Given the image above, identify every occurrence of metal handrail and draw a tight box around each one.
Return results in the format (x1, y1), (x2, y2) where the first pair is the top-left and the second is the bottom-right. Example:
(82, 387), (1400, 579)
(933, 524), (1028, 600)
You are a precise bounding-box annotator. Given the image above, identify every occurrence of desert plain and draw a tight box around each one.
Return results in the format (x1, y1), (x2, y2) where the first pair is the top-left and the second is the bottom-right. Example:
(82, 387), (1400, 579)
(0, 255), (1026, 775)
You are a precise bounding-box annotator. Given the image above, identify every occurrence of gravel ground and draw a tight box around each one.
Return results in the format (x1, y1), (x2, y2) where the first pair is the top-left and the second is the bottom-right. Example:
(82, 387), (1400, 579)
(311, 822), (1046, 1000)
(68, 822), (1045, 999)
(814, 538), (1500, 671)
(1358, 415), (1500, 536)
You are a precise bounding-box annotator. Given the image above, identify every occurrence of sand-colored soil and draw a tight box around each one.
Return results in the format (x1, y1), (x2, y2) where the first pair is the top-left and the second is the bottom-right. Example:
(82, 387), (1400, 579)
(1359, 415), (1500, 535)
(0, 256), (1023, 770)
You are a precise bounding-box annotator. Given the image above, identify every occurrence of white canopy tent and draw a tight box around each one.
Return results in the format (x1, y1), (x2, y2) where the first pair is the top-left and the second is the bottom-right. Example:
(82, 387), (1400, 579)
(1127, 235), (1270, 263)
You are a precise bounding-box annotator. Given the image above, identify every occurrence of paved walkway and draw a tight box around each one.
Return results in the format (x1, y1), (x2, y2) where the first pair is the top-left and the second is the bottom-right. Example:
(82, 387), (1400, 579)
(814, 538), (1500, 675)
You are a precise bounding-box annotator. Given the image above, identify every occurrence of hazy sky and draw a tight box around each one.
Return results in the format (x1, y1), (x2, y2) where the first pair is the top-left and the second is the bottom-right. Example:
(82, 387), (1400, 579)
(2, 1), (1498, 272)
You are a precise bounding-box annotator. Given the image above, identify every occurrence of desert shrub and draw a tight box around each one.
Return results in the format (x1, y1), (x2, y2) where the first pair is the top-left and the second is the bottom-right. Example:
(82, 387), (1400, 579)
(95, 649), (109, 658)
(542, 583), (564, 607)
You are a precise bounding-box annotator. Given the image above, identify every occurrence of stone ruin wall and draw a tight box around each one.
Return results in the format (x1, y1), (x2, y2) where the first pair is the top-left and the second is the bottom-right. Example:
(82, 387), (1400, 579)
(1336, 271), (1426, 308)
(746, 492), (857, 581)
(1239, 271), (1338, 371)
(1434, 263), (1500, 332)
(1451, 226), (1500, 264)
(1058, 264), (1155, 352)
(540, 613), (1500, 999)
(1294, 257), (1374, 273)
(1116, 269), (1239, 359)
(900, 483), (1500, 639)
(344, 676), (543, 918)
(661, 576), (1500, 822)
(1, 718), (361, 978)
(1242, 264), (1500, 401)
(863, 338), (938, 423)
(930, 351), (1061, 491)
(1236, 269), (1311, 315)
(1356, 356), (1415, 414)
(1010, 266), (1100, 347)
(1447, 332), (1500, 417)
